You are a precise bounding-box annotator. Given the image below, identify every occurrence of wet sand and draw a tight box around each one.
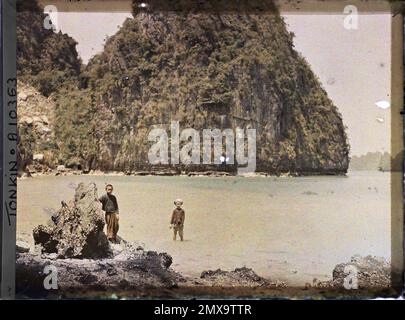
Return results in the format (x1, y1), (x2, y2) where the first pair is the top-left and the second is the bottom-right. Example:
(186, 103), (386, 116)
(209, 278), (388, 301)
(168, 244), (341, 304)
(17, 171), (391, 286)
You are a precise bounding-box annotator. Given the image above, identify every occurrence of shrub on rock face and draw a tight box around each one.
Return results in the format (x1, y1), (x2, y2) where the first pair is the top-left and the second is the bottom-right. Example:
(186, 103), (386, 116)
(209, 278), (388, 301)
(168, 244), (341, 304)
(33, 183), (111, 259)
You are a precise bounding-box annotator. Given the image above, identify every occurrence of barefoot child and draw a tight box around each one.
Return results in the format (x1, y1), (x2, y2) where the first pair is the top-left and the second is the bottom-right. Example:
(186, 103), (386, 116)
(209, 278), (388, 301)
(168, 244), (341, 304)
(170, 199), (185, 241)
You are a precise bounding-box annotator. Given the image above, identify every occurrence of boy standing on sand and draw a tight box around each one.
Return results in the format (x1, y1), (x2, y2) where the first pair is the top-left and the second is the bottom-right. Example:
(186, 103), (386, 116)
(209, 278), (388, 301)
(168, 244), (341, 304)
(170, 199), (185, 241)
(99, 184), (119, 243)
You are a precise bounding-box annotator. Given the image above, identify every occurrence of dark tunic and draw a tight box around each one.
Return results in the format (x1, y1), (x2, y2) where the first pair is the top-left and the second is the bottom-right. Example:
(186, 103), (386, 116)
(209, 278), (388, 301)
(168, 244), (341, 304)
(99, 194), (119, 213)
(171, 208), (185, 226)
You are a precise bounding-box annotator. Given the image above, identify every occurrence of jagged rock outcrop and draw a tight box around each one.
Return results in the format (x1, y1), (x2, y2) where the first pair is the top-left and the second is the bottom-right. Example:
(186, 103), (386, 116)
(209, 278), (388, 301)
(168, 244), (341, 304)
(33, 183), (110, 259)
(17, 0), (350, 175)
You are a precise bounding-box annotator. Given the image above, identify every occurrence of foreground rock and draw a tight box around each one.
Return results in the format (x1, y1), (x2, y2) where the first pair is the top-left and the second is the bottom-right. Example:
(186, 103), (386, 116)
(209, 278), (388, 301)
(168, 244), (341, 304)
(199, 267), (286, 288)
(16, 240), (30, 253)
(16, 240), (182, 297)
(33, 183), (110, 259)
(316, 255), (391, 289)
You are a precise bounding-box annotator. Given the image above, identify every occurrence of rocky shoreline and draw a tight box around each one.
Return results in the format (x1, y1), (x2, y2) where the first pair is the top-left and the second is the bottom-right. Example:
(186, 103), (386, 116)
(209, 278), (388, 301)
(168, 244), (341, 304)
(21, 162), (348, 179)
(16, 240), (289, 298)
(15, 244), (394, 299)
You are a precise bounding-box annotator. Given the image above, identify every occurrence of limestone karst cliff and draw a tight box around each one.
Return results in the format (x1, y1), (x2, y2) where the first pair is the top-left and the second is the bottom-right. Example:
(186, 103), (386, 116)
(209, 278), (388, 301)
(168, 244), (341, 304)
(17, 0), (350, 175)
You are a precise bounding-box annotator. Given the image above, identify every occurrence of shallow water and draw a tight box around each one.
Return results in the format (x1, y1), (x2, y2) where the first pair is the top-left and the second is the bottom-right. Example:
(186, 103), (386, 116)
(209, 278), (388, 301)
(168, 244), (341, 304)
(17, 171), (391, 285)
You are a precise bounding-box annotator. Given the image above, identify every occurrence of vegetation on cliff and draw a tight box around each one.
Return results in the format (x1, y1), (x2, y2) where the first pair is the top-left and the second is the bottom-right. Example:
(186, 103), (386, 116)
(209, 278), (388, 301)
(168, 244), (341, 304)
(17, 0), (82, 97)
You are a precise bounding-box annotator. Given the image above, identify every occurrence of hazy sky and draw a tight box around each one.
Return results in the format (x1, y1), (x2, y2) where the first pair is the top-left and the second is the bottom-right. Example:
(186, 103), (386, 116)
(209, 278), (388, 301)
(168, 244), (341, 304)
(283, 14), (391, 157)
(44, 7), (392, 157)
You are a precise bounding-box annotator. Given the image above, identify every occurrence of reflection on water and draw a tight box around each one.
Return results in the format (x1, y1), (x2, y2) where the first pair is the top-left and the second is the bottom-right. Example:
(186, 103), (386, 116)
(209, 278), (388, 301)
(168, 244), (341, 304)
(17, 171), (391, 285)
